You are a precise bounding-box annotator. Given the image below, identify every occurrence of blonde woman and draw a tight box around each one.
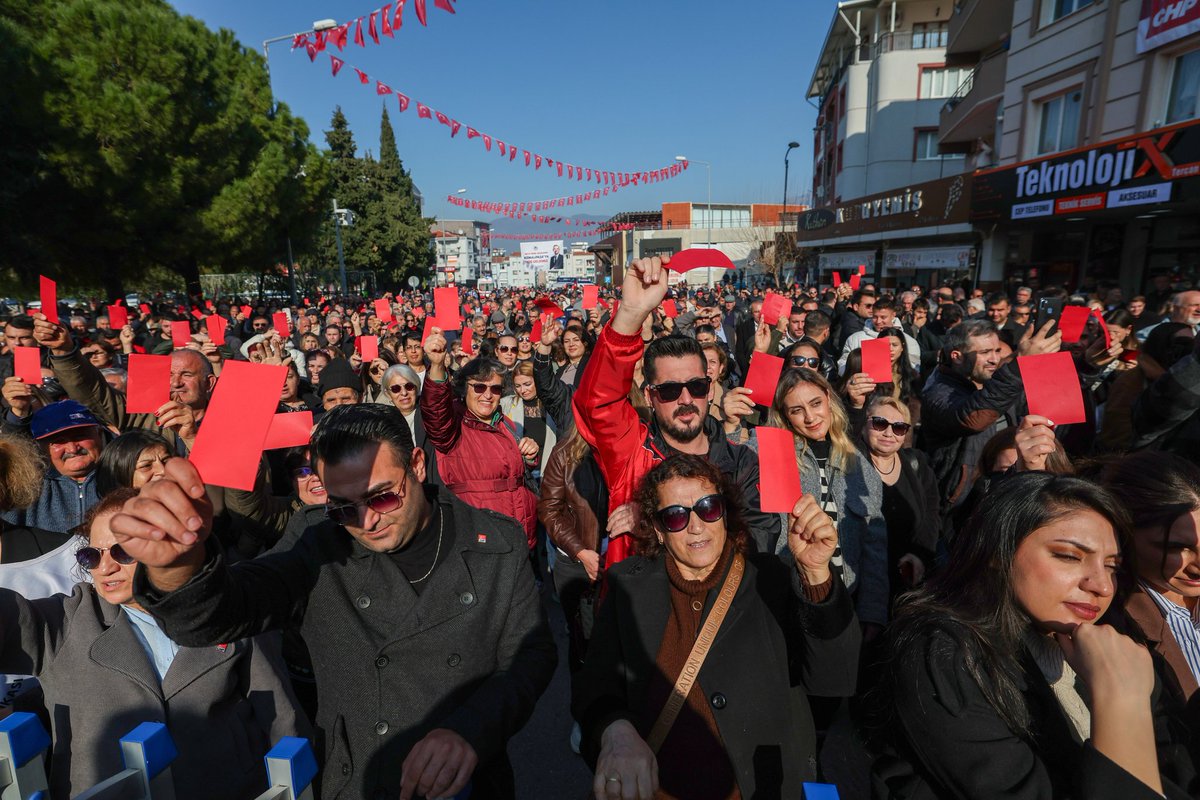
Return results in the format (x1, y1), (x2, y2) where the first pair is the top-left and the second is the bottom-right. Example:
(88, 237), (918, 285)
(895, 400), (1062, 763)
(765, 367), (889, 630)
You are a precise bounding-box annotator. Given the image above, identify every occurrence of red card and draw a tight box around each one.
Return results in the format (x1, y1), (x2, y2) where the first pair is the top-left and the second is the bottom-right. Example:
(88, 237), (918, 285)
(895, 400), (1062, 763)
(742, 352), (785, 404)
(661, 301), (679, 319)
(761, 294), (792, 326)
(421, 315), (438, 344)
(170, 321), (192, 348)
(1091, 308), (1111, 349)
(662, 248), (737, 273)
(461, 327), (474, 354)
(530, 318), (543, 343)
(755, 426), (803, 513)
(206, 314), (226, 346)
(374, 298), (393, 322)
(263, 411), (314, 450)
(1058, 305), (1091, 344)
(239, 305), (252, 318)
(272, 312), (290, 336)
(582, 285), (599, 309)
(107, 304), (129, 330)
(139, 303), (152, 315)
(190, 308), (204, 320)
(13, 346), (41, 384)
(1018, 352), (1086, 425)
(434, 287), (461, 329)
(187, 361), (286, 490)
(849, 273), (861, 291)
(358, 335), (379, 362)
(858, 264), (867, 275)
(860, 337), (893, 383)
(533, 297), (565, 318)
(832, 272), (842, 288)
(204, 300), (214, 311)
(39, 276), (58, 324)
(125, 354), (172, 413)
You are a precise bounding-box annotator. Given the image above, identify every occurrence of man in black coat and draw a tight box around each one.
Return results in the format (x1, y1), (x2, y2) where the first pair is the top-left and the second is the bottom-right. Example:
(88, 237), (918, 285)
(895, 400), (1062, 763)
(117, 404), (557, 800)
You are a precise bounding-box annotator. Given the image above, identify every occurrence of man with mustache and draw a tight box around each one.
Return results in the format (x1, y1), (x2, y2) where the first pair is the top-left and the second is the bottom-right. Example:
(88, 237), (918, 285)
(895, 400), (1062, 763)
(573, 256), (779, 557)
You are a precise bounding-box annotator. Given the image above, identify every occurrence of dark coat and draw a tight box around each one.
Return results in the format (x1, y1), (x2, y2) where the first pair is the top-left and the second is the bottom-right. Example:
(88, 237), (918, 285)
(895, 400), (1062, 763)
(573, 552), (861, 799)
(134, 487), (557, 800)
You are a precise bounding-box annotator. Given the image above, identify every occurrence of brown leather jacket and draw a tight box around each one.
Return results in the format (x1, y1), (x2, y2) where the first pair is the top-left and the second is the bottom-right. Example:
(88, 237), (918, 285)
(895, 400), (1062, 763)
(537, 437), (599, 560)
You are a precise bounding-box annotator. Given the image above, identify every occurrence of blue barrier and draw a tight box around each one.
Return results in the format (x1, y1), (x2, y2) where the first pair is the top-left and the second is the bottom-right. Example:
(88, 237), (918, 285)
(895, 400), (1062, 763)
(803, 783), (841, 799)
(254, 737), (317, 800)
(0, 712), (50, 800)
(75, 722), (178, 800)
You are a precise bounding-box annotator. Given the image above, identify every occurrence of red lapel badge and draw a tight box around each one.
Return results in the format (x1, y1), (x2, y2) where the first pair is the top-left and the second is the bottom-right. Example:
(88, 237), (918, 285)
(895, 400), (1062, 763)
(477, 533), (487, 544)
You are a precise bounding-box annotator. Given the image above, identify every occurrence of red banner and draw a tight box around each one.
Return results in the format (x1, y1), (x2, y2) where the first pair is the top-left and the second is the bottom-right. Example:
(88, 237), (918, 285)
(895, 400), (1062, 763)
(1137, 0), (1200, 52)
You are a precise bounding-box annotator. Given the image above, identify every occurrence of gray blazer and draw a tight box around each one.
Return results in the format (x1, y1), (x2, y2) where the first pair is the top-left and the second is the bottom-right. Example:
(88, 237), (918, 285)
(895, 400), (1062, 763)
(0, 584), (305, 799)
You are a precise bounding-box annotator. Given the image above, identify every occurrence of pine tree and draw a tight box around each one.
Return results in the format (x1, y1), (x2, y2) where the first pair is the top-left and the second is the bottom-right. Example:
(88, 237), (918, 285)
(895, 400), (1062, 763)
(325, 107), (357, 160)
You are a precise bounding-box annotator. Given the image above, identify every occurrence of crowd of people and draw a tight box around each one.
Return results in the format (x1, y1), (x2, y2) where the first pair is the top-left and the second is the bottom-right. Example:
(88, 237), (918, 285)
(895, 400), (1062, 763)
(0, 260), (1198, 799)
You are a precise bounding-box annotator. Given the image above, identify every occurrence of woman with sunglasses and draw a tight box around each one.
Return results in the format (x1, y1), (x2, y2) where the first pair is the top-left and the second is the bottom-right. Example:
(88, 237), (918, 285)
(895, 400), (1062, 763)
(359, 346), (399, 405)
(869, 472), (1190, 800)
(574, 454), (859, 800)
(0, 489), (307, 798)
(421, 331), (540, 550)
(840, 329), (921, 445)
(859, 397), (940, 603)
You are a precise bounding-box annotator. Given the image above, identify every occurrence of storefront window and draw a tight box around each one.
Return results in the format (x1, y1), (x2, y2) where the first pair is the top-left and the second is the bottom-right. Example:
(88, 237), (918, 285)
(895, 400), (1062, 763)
(1037, 89), (1083, 154)
(1167, 49), (1200, 125)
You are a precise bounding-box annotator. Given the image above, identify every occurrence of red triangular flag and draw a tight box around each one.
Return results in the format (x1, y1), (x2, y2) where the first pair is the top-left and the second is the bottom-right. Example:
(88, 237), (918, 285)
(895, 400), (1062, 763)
(354, 68), (369, 84)
(330, 55), (344, 76)
(367, 11), (380, 44)
(482, 134), (492, 151)
(435, 110), (450, 126)
(396, 93), (409, 112)
(498, 141), (507, 156)
(415, 0), (428, 25)
(417, 103), (431, 119)
(393, 0), (406, 28)
(376, 81), (392, 95)
(435, 0), (456, 12)
(381, 4), (394, 36)
(353, 18), (365, 46)
(466, 127), (479, 139)
(523, 150), (531, 166)
(449, 119), (461, 137)
(305, 42), (317, 61)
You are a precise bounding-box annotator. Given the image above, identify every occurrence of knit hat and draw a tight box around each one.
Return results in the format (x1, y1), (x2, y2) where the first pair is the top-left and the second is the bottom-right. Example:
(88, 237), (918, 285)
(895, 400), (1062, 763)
(317, 359), (360, 400)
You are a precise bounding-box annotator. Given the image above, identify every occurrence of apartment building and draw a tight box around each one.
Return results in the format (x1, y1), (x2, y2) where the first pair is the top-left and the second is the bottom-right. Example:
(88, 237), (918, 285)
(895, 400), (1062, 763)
(431, 219), (491, 287)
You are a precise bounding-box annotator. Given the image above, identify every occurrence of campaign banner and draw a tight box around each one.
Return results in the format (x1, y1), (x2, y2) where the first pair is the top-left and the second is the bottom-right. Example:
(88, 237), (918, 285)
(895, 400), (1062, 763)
(520, 240), (565, 271)
(1137, 0), (1200, 53)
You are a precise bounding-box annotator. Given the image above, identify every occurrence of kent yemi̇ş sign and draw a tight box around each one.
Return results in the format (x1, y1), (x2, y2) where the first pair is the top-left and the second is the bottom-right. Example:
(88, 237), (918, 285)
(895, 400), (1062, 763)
(970, 118), (1200, 223)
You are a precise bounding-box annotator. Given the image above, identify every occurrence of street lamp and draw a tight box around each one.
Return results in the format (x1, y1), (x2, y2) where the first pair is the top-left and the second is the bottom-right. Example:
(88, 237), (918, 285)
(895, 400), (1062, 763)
(675, 155), (713, 287)
(263, 19), (338, 90)
(782, 141), (800, 287)
(332, 199), (355, 295)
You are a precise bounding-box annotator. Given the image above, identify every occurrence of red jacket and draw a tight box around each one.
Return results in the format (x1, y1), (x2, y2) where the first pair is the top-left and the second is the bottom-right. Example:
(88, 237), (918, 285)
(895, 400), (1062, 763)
(420, 377), (538, 546)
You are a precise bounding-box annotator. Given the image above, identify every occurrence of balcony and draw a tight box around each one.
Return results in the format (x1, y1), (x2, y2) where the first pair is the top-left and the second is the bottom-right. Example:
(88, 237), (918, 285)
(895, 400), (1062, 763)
(946, 0), (1016, 61)
(939, 51), (1006, 153)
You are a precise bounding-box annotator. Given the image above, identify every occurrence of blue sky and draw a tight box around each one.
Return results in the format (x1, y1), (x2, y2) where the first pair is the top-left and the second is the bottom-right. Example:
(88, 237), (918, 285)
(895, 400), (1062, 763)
(170, 0), (829, 221)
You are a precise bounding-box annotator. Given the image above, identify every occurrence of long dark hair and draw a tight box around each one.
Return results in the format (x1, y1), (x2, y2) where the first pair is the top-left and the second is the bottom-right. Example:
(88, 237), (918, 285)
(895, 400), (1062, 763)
(868, 472), (1132, 739)
(94, 430), (172, 498)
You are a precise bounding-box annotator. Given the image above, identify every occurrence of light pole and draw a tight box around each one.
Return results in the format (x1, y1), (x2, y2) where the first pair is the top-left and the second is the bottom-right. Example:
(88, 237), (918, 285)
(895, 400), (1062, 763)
(675, 155), (713, 287)
(782, 141), (800, 288)
(436, 189), (467, 286)
(263, 19), (338, 92)
(332, 199), (354, 295)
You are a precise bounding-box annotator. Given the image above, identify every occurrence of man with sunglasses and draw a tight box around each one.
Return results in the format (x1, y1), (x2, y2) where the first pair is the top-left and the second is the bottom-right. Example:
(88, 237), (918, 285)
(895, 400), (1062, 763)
(114, 404), (557, 800)
(574, 256), (780, 557)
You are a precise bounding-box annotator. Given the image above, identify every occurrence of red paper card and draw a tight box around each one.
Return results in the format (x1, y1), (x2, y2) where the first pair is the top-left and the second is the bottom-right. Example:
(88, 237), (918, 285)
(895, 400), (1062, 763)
(832, 272), (842, 288)
(582, 285), (599, 309)
(206, 314), (226, 346)
(170, 321), (192, 348)
(107, 304), (128, 330)
(139, 303), (152, 315)
(272, 312), (290, 336)
(756, 425), (803, 513)
(39, 276), (58, 324)
(530, 318), (543, 343)
(858, 264), (867, 275)
(421, 315), (438, 344)
(358, 335), (379, 362)
(461, 327), (474, 354)
(239, 305), (252, 318)
(761, 294), (792, 326)
(743, 352), (785, 404)
(434, 287), (461, 329)
(1018, 352), (1086, 425)
(663, 248), (737, 273)
(125, 354), (172, 414)
(661, 301), (679, 319)
(374, 298), (393, 322)
(190, 308), (204, 320)
(1091, 308), (1111, 349)
(204, 300), (214, 311)
(1058, 305), (1091, 344)
(849, 273), (861, 291)
(263, 411), (314, 451)
(533, 297), (565, 318)
(187, 361), (285, 490)
(860, 337), (893, 383)
(13, 346), (41, 384)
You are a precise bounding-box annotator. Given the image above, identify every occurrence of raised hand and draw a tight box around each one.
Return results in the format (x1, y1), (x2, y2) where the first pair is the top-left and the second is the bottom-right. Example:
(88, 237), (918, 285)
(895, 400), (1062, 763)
(1018, 318), (1063, 357)
(787, 494), (838, 586)
(1014, 414), (1057, 472)
(613, 256), (671, 336)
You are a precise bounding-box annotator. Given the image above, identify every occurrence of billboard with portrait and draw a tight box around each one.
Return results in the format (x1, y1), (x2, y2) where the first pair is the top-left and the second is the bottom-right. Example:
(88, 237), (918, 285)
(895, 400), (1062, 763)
(520, 240), (565, 271)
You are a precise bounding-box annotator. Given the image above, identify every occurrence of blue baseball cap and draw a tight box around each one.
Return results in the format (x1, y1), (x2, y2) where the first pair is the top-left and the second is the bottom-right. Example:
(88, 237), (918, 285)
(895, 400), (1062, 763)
(30, 400), (100, 440)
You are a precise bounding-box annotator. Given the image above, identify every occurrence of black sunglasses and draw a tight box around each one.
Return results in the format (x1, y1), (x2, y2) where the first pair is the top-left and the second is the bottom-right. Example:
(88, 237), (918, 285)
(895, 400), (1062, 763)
(325, 481), (407, 526)
(868, 416), (912, 436)
(655, 494), (726, 533)
(468, 382), (503, 397)
(76, 544), (136, 570)
(647, 376), (712, 403)
(389, 382), (417, 393)
(790, 356), (821, 369)
(496, 345), (517, 354)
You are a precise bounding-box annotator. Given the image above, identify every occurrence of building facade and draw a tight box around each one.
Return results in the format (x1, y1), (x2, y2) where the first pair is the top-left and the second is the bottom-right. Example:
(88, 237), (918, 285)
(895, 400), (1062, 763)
(431, 219), (491, 287)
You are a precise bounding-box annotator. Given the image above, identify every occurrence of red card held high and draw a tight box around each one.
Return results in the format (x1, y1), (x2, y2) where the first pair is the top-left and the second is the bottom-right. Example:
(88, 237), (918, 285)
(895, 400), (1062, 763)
(662, 248), (737, 273)
(125, 354), (172, 414)
(860, 337), (893, 383)
(832, 272), (842, 288)
(756, 426), (803, 513)
(272, 312), (290, 336)
(39, 276), (58, 325)
(1018, 352), (1086, 425)
(263, 411), (315, 451)
(582, 285), (599, 310)
(170, 321), (192, 349)
(421, 315), (438, 344)
(761, 293), (792, 327)
(107, 304), (128, 330)
(374, 298), (393, 322)
(358, 335), (379, 362)
(742, 352), (785, 405)
(434, 287), (461, 329)
(14, 346), (41, 384)
(661, 300), (679, 319)
(1057, 305), (1091, 344)
(530, 317), (543, 343)
(849, 273), (861, 291)
(187, 361), (287, 490)
(460, 327), (474, 354)
(206, 314), (226, 346)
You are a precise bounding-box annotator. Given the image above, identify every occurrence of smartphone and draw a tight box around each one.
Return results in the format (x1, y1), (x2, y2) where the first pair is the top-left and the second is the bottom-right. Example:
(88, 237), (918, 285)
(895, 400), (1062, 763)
(1036, 297), (1064, 335)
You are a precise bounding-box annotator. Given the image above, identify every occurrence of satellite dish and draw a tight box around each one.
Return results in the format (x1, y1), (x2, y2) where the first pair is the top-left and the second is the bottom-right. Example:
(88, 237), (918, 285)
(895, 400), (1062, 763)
(407, 276), (420, 288)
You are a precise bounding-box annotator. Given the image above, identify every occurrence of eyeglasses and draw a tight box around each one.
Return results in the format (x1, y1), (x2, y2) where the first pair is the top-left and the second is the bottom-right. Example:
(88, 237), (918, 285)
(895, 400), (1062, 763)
(291, 466), (315, 479)
(790, 356), (821, 369)
(518, 336), (531, 343)
(325, 475), (409, 526)
(496, 345), (517, 354)
(389, 382), (417, 394)
(647, 376), (711, 402)
(655, 494), (726, 533)
(868, 416), (912, 436)
(76, 544), (136, 570)
(468, 382), (503, 397)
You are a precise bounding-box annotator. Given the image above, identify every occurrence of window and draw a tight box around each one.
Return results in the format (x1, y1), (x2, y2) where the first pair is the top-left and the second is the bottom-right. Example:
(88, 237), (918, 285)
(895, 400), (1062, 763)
(1166, 49), (1200, 124)
(1040, 0), (1094, 26)
(920, 66), (972, 99)
(1037, 89), (1083, 154)
(912, 22), (948, 49)
(915, 130), (941, 160)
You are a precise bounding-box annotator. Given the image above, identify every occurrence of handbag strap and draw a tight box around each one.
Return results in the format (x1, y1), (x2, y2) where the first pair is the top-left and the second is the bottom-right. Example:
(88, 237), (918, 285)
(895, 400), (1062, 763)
(646, 552), (745, 754)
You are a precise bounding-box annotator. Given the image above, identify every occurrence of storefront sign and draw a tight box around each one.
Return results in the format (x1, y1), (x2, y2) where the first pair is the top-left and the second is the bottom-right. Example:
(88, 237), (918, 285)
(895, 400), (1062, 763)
(1137, 0), (1200, 53)
(970, 118), (1200, 223)
(796, 175), (972, 241)
(818, 251), (876, 272)
(883, 245), (975, 270)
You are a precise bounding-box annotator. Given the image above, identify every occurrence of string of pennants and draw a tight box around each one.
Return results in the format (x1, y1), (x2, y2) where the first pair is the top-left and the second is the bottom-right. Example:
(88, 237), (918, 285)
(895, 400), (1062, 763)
(307, 52), (690, 186)
(290, 0), (458, 59)
(486, 223), (638, 241)
(446, 187), (637, 220)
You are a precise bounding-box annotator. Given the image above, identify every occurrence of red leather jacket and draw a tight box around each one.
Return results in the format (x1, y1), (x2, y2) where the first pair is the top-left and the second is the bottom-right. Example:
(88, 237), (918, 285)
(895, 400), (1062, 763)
(420, 377), (538, 547)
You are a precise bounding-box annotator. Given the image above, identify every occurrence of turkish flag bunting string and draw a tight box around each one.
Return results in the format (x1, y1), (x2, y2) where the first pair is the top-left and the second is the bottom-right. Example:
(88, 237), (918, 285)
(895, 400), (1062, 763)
(290, 0), (455, 56)
(487, 223), (637, 241)
(447, 187), (627, 218)
(314, 52), (687, 185)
